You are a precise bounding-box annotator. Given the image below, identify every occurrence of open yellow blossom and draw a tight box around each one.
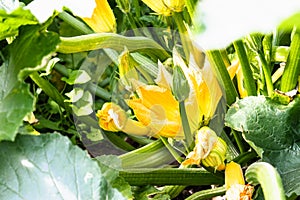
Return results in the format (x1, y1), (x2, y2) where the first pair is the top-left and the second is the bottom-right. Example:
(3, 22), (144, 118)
(141, 0), (185, 16)
(96, 63), (183, 138)
(96, 48), (238, 140)
(82, 0), (116, 33)
(173, 49), (225, 132)
(225, 162), (254, 200)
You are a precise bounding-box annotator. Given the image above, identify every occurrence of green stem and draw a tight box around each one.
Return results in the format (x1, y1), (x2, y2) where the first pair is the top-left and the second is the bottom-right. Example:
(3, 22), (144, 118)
(233, 40), (257, 96)
(259, 51), (274, 96)
(131, 52), (158, 77)
(57, 33), (169, 61)
(102, 132), (136, 151)
(163, 185), (186, 199)
(207, 50), (239, 105)
(119, 168), (224, 186)
(185, 0), (198, 20)
(232, 151), (258, 166)
(179, 101), (194, 151)
(132, 0), (141, 19)
(99, 77), (110, 87)
(173, 12), (193, 61)
(58, 12), (93, 34)
(185, 186), (226, 200)
(87, 84), (111, 101)
(29, 72), (71, 113)
(160, 136), (184, 163)
(280, 27), (300, 92)
(118, 139), (175, 169)
(220, 49), (231, 66)
(219, 131), (239, 161)
(245, 162), (286, 200)
(232, 130), (247, 153)
(126, 12), (138, 30)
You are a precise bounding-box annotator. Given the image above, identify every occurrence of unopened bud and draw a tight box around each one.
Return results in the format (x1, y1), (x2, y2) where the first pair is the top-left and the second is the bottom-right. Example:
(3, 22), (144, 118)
(201, 136), (227, 171)
(182, 126), (227, 170)
(118, 48), (139, 87)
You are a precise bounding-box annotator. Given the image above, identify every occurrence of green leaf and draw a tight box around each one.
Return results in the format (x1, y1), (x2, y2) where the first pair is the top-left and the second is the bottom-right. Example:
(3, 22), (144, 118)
(61, 70), (91, 85)
(4, 25), (60, 93)
(225, 96), (300, 197)
(0, 133), (128, 199)
(12, 26), (60, 82)
(0, 25), (60, 141)
(0, 5), (38, 40)
(0, 83), (34, 141)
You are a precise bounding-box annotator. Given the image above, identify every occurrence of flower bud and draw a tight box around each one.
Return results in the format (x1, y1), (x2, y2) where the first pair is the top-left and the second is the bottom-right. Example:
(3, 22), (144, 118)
(96, 102), (151, 136)
(172, 65), (190, 102)
(201, 137), (227, 171)
(182, 126), (227, 171)
(118, 48), (139, 88)
(96, 102), (127, 132)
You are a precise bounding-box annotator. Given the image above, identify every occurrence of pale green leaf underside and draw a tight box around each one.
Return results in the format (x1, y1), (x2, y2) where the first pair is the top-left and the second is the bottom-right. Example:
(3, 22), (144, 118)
(0, 133), (128, 200)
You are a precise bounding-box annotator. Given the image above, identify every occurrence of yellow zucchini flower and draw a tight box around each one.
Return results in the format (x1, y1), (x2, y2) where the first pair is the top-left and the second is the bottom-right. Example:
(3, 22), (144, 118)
(173, 49), (223, 132)
(142, 0), (185, 16)
(82, 0), (116, 33)
(96, 48), (238, 140)
(182, 126), (227, 170)
(96, 102), (151, 135)
(225, 161), (254, 200)
(127, 83), (183, 138)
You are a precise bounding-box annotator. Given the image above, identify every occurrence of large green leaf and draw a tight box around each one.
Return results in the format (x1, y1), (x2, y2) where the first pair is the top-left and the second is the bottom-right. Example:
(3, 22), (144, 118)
(0, 83), (34, 141)
(0, 24), (60, 141)
(0, 2), (38, 40)
(225, 96), (300, 197)
(0, 133), (128, 199)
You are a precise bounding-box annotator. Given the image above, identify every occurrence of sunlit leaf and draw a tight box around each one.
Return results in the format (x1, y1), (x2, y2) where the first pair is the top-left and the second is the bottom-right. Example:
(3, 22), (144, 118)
(0, 2), (37, 40)
(0, 133), (128, 199)
(0, 83), (34, 141)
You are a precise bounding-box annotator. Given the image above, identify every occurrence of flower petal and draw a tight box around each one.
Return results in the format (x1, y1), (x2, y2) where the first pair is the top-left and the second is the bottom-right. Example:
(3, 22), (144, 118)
(225, 161), (245, 189)
(96, 102), (150, 136)
(127, 98), (183, 138)
(155, 61), (172, 90)
(82, 0), (116, 33)
(141, 0), (172, 16)
(135, 85), (179, 117)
